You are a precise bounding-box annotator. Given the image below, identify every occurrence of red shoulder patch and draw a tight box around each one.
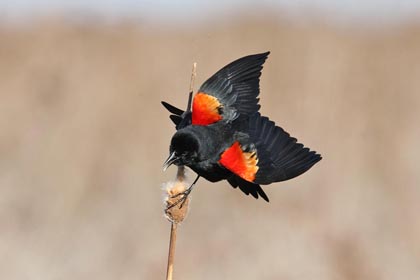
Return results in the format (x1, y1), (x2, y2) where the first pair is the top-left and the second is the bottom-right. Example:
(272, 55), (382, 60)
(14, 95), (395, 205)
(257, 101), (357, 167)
(219, 141), (259, 182)
(192, 92), (223, 125)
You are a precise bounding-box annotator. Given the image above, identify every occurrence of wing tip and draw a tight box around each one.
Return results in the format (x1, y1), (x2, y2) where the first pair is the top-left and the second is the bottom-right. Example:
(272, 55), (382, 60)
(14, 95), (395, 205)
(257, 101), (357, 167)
(282, 149), (322, 180)
(161, 101), (184, 115)
(253, 51), (270, 59)
(169, 115), (182, 126)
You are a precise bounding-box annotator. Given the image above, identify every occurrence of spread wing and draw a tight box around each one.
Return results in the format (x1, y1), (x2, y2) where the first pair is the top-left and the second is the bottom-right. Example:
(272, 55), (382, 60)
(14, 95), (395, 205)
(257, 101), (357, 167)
(193, 52), (269, 125)
(162, 52), (270, 129)
(219, 113), (322, 186)
(249, 113), (322, 184)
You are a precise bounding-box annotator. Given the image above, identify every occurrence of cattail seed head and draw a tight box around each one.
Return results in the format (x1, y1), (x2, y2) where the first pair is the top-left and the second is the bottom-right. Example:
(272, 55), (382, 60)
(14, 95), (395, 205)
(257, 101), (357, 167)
(163, 166), (190, 224)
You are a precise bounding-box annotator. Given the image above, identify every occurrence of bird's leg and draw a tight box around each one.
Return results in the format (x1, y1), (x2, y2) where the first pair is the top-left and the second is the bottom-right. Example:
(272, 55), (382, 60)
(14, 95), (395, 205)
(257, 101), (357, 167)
(171, 175), (200, 198)
(167, 175), (200, 210)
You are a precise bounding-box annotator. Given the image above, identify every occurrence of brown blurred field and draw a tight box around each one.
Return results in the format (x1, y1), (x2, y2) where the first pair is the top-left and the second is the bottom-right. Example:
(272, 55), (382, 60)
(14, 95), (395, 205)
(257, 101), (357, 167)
(1, 18), (420, 279)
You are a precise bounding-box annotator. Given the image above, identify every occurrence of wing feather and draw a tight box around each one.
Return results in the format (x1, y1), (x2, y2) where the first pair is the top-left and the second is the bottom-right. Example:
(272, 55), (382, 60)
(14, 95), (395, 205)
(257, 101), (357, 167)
(162, 52), (270, 128)
(247, 113), (321, 184)
(196, 52), (270, 122)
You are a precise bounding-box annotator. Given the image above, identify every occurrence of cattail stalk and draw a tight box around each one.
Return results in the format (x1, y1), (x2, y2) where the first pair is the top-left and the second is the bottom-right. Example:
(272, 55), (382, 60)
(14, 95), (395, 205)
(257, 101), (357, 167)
(164, 63), (197, 280)
(166, 222), (177, 280)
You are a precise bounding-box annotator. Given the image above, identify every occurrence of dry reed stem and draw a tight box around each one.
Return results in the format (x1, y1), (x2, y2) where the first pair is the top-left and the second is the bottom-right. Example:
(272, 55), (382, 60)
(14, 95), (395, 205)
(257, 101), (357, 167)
(165, 62), (197, 280)
(189, 62), (197, 93)
(166, 222), (177, 280)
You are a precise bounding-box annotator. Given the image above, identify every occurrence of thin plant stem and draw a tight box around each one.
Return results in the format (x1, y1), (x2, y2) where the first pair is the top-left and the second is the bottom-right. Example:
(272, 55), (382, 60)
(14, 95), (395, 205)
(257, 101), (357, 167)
(166, 222), (177, 280)
(189, 62), (197, 93)
(164, 62), (197, 280)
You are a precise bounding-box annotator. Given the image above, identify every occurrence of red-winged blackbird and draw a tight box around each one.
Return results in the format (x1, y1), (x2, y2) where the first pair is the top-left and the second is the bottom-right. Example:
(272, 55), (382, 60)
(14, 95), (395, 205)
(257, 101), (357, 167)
(162, 52), (321, 203)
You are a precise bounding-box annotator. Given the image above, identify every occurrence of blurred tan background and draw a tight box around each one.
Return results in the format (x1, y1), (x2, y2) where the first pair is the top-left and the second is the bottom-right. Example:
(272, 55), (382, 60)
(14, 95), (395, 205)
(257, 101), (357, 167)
(1, 5), (420, 280)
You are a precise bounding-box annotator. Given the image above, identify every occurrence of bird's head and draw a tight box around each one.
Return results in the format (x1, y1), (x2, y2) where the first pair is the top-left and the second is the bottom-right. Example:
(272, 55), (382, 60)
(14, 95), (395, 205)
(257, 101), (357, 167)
(163, 131), (201, 170)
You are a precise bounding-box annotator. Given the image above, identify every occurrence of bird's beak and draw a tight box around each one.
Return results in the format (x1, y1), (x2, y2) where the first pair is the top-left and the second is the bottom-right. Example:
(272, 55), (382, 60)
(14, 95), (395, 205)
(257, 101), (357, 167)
(163, 152), (178, 171)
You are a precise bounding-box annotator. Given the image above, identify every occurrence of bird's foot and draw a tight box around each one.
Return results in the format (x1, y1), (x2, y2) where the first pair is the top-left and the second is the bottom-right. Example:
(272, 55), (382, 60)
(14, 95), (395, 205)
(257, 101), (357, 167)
(166, 187), (192, 210)
(165, 175), (199, 211)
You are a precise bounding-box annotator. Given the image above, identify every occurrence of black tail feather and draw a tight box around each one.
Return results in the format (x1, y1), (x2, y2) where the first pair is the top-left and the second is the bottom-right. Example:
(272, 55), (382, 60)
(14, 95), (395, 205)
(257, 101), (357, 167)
(227, 176), (269, 202)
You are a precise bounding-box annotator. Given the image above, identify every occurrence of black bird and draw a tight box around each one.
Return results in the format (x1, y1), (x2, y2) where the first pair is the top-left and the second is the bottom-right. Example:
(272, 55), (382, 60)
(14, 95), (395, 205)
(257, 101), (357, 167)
(162, 52), (321, 203)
